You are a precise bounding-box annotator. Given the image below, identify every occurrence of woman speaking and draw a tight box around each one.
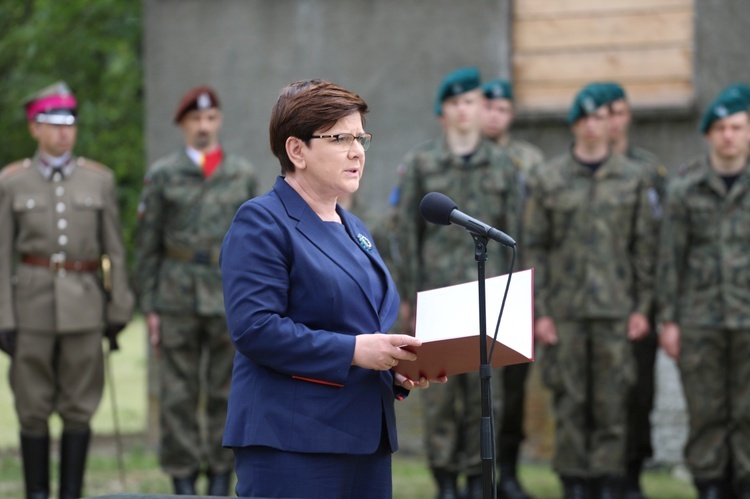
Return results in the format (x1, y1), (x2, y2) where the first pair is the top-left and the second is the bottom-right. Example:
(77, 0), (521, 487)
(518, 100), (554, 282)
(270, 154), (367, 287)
(220, 79), (443, 498)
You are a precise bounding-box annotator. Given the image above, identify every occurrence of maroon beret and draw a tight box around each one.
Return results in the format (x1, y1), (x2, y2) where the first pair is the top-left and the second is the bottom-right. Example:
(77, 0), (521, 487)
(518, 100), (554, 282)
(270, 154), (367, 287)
(173, 86), (220, 123)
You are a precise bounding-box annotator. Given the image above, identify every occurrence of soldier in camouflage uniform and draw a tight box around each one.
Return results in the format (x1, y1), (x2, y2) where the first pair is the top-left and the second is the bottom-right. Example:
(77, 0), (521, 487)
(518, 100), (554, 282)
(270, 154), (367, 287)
(392, 67), (518, 499)
(599, 81), (667, 499)
(0, 82), (134, 499)
(523, 84), (657, 499)
(481, 78), (543, 499)
(657, 89), (750, 499)
(134, 86), (257, 496)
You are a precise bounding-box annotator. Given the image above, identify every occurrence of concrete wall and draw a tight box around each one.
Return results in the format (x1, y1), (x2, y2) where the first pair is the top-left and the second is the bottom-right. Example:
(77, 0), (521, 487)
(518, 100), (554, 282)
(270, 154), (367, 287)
(144, 0), (750, 465)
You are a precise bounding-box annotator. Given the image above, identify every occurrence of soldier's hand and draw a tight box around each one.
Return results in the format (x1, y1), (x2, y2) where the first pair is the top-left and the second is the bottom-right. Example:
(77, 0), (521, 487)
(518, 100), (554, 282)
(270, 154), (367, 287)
(627, 313), (650, 341)
(147, 313), (161, 357)
(104, 323), (126, 352)
(659, 322), (680, 360)
(534, 316), (557, 346)
(0, 329), (17, 358)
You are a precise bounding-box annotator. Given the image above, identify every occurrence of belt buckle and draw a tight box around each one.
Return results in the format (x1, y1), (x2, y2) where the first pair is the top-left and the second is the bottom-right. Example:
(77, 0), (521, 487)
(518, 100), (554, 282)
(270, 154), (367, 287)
(50, 252), (66, 273)
(194, 250), (210, 265)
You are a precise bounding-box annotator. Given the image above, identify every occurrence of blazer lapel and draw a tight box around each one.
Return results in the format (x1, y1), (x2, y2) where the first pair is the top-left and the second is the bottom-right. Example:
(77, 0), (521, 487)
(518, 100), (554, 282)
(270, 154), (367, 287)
(274, 178), (384, 319)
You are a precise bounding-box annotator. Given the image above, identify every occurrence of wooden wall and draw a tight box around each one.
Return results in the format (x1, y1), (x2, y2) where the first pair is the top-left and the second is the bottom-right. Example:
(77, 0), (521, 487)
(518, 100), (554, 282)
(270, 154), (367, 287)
(513, 0), (695, 112)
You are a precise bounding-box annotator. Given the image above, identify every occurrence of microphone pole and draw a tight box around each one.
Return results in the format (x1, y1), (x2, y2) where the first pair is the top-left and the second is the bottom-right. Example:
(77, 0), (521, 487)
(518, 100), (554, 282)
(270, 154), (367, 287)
(472, 232), (497, 499)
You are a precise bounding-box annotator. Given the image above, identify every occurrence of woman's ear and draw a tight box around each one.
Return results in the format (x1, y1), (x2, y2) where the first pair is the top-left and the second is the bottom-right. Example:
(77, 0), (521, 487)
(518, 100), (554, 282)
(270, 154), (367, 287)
(286, 136), (307, 171)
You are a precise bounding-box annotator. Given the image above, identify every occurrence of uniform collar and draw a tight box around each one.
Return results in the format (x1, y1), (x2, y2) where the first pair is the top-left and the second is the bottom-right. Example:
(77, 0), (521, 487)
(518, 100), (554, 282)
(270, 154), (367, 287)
(34, 151), (75, 181)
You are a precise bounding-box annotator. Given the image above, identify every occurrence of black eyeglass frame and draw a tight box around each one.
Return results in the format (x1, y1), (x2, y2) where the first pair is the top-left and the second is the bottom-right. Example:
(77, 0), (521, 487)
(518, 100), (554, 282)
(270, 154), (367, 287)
(309, 133), (372, 151)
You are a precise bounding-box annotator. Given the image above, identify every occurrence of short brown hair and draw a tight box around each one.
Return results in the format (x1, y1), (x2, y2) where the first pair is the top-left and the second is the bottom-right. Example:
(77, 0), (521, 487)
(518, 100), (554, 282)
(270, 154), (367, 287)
(269, 79), (368, 175)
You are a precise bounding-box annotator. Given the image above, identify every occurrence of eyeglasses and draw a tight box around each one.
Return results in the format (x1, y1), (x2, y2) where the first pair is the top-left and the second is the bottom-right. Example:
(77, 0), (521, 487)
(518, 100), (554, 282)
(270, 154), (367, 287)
(309, 133), (372, 151)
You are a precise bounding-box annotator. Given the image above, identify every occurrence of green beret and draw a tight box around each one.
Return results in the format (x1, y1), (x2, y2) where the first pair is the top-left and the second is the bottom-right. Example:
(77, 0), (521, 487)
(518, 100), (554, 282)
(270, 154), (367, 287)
(699, 90), (750, 134)
(482, 79), (513, 101)
(600, 81), (626, 105)
(719, 83), (750, 107)
(435, 67), (481, 116)
(566, 83), (609, 124)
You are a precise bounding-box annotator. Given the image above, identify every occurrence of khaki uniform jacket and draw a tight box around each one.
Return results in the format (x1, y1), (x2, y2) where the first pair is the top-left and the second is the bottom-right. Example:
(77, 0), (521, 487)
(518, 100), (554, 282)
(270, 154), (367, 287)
(523, 151), (657, 320)
(657, 156), (750, 329)
(134, 149), (256, 315)
(0, 153), (134, 333)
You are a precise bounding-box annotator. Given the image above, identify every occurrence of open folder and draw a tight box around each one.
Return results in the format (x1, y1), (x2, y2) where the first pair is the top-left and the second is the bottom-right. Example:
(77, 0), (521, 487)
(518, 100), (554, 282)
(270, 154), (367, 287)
(393, 268), (534, 380)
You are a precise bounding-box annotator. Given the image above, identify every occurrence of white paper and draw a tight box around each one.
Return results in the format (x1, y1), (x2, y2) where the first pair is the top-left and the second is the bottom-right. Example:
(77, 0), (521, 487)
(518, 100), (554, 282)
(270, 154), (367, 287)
(414, 268), (534, 360)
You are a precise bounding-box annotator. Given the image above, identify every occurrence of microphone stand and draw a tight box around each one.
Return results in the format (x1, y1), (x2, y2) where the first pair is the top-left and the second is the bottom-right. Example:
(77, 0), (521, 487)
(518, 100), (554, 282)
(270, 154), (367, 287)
(472, 233), (496, 499)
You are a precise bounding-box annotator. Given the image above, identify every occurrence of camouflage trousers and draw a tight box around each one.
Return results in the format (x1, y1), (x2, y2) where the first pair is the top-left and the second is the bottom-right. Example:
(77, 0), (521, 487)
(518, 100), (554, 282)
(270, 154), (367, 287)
(158, 313), (235, 477)
(542, 319), (634, 477)
(422, 369), (503, 476)
(626, 328), (658, 464)
(678, 326), (750, 483)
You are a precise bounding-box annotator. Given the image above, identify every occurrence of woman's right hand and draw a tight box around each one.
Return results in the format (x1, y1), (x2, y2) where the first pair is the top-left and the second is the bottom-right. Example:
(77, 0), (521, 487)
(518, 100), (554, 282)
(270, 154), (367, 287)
(352, 333), (421, 371)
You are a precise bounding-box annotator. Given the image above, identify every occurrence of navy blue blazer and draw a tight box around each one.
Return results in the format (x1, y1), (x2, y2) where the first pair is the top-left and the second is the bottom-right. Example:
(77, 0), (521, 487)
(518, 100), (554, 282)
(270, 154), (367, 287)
(220, 176), (401, 454)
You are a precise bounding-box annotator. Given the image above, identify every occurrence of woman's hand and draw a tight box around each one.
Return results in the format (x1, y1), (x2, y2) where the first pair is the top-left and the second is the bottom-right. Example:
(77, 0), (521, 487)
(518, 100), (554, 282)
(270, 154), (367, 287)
(352, 333), (420, 371)
(394, 372), (448, 390)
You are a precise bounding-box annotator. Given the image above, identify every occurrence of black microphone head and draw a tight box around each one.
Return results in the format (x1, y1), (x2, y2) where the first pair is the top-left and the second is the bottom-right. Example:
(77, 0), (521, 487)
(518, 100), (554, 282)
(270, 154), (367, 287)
(420, 192), (457, 226)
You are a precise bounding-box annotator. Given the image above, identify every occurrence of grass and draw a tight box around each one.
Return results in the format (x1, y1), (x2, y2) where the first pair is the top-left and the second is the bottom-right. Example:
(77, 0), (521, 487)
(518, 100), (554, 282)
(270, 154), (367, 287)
(0, 317), (697, 498)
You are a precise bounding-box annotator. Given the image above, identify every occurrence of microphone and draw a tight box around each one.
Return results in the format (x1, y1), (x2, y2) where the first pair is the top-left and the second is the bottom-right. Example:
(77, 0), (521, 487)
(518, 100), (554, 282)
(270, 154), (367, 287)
(419, 192), (516, 247)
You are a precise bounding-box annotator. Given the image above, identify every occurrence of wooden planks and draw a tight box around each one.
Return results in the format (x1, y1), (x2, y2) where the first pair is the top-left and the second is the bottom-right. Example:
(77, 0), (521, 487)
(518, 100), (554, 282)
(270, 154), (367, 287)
(512, 0), (695, 112)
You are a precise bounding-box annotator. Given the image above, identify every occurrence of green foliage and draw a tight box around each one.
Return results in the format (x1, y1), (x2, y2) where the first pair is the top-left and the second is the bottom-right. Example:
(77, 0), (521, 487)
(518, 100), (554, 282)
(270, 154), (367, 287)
(0, 0), (144, 262)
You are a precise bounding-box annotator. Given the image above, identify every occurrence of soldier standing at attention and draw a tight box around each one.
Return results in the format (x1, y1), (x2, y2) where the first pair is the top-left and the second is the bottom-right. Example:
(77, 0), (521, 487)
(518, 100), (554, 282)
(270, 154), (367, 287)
(134, 86), (257, 496)
(657, 89), (750, 499)
(0, 81), (134, 499)
(600, 81), (666, 499)
(480, 78), (542, 499)
(392, 67), (518, 499)
(523, 84), (657, 499)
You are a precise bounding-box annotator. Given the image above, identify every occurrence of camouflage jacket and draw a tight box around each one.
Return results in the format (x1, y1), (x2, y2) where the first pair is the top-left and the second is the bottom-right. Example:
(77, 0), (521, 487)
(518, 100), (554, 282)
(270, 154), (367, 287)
(626, 145), (668, 215)
(522, 150), (658, 320)
(134, 149), (256, 315)
(393, 137), (518, 305)
(657, 155), (750, 329)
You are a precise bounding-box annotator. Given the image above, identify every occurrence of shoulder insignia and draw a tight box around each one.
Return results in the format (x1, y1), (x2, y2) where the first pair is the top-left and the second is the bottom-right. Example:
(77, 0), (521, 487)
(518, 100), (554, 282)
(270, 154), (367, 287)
(0, 159), (31, 181)
(77, 157), (112, 177)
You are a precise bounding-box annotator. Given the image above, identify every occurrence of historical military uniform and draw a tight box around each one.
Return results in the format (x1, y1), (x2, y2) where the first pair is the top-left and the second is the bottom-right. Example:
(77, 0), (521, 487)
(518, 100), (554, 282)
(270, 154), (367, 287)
(657, 91), (750, 497)
(0, 82), (134, 499)
(134, 86), (257, 494)
(393, 69), (518, 499)
(523, 86), (657, 493)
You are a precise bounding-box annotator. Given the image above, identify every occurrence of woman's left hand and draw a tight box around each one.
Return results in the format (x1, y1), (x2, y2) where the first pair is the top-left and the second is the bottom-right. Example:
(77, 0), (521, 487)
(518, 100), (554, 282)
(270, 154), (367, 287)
(393, 372), (448, 390)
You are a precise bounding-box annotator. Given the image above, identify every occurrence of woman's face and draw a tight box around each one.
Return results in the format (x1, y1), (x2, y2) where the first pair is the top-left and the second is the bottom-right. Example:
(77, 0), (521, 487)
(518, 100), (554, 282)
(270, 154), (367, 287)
(299, 112), (366, 199)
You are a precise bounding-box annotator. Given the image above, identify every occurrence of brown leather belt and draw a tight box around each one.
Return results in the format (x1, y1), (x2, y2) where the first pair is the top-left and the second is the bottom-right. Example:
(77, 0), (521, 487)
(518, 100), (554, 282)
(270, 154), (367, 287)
(165, 247), (220, 265)
(22, 253), (100, 272)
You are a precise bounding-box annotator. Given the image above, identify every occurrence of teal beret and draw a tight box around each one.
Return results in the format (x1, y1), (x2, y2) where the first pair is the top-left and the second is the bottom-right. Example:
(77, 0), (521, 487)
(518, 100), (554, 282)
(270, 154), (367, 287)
(566, 83), (609, 124)
(699, 90), (750, 133)
(719, 83), (750, 107)
(482, 79), (513, 101)
(600, 81), (626, 105)
(434, 67), (481, 116)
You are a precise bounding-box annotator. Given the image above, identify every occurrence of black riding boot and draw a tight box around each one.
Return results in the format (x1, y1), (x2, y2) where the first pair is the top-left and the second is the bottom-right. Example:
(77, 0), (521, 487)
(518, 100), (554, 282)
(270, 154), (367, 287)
(497, 444), (532, 499)
(21, 433), (50, 499)
(59, 429), (91, 499)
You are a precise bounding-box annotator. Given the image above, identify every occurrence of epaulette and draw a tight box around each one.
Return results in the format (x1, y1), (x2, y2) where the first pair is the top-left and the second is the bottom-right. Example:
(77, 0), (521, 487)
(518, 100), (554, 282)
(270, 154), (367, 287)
(0, 158), (32, 181)
(76, 157), (112, 177)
